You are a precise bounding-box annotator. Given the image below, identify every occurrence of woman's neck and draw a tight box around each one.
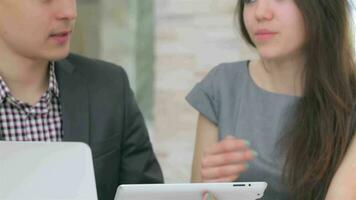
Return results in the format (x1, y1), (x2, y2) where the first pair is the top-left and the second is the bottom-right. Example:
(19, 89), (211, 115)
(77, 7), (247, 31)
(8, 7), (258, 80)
(249, 56), (305, 97)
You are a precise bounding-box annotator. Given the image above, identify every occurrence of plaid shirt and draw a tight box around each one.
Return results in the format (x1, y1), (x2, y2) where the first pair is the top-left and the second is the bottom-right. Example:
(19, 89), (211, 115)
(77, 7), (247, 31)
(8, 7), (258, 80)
(0, 63), (63, 141)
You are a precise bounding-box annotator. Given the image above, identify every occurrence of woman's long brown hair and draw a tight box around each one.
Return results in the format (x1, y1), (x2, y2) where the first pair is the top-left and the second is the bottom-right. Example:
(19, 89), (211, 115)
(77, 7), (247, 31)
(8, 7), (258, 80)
(236, 0), (356, 199)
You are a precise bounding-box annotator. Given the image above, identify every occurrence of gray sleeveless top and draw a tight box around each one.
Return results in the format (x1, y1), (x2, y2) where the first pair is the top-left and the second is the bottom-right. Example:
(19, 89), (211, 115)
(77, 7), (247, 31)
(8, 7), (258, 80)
(186, 61), (300, 199)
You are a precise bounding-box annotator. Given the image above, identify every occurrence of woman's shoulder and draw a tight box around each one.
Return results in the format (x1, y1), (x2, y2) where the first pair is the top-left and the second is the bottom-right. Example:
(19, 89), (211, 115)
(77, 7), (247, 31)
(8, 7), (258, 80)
(204, 60), (250, 85)
(186, 60), (250, 124)
(193, 60), (251, 101)
(212, 60), (249, 74)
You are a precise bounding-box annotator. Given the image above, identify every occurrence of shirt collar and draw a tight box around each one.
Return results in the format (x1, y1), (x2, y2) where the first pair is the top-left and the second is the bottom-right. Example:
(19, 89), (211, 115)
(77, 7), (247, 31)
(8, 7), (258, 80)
(0, 76), (10, 104)
(48, 61), (60, 98)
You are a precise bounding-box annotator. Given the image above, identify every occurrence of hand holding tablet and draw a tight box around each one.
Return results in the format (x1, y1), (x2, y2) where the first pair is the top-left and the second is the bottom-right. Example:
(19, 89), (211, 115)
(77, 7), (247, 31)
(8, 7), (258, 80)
(202, 191), (217, 200)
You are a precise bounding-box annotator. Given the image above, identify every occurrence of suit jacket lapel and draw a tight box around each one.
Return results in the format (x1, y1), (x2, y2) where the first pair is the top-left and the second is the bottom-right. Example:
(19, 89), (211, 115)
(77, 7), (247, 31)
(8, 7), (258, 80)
(55, 58), (90, 144)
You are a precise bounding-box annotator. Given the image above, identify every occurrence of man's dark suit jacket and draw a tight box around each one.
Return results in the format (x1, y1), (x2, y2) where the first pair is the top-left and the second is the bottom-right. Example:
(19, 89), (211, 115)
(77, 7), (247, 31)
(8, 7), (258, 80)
(0, 53), (163, 200)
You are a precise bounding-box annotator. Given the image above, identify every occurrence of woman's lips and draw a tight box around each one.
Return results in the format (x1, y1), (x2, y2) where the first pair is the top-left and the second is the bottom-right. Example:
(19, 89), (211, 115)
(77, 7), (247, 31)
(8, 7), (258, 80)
(254, 30), (278, 41)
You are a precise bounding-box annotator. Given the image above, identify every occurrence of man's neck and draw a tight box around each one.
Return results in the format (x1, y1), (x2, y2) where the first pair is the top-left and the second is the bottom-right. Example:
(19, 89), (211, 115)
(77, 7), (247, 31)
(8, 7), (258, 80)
(0, 55), (50, 105)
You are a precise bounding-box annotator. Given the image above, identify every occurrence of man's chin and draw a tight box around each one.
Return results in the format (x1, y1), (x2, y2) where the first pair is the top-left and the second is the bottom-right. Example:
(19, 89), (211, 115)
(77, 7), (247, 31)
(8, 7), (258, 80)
(53, 53), (70, 61)
(46, 50), (71, 61)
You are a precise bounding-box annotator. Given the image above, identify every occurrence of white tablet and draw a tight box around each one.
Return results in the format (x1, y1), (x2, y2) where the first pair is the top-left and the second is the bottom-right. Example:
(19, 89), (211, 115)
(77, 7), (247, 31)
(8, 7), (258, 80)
(114, 182), (267, 200)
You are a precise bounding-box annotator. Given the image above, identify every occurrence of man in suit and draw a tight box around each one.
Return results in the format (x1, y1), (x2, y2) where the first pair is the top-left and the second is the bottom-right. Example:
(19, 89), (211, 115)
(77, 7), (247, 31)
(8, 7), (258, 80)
(0, 1), (163, 200)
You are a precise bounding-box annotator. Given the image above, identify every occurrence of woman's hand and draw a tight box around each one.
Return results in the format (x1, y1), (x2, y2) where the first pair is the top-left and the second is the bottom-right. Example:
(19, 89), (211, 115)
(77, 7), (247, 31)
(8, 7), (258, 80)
(200, 135), (257, 182)
(191, 114), (257, 182)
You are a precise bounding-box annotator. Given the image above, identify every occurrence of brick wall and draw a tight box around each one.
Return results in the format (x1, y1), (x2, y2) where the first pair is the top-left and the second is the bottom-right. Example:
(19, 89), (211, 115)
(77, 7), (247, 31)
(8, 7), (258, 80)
(154, 0), (256, 182)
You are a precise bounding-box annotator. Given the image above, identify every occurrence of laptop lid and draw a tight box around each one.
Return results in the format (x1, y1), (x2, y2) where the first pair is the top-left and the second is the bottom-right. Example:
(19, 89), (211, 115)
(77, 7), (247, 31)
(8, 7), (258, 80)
(0, 142), (98, 200)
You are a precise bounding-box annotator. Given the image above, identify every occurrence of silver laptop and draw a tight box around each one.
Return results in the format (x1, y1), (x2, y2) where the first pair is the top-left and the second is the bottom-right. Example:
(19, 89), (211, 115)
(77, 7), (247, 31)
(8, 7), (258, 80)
(0, 141), (98, 200)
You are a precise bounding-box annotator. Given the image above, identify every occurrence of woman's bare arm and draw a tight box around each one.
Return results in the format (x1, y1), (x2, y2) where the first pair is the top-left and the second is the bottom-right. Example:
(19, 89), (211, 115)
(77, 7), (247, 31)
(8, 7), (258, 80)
(326, 136), (356, 199)
(191, 114), (219, 182)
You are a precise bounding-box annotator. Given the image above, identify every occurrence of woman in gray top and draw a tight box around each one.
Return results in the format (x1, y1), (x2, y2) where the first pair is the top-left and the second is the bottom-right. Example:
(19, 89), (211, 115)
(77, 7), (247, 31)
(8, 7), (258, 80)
(187, 0), (356, 199)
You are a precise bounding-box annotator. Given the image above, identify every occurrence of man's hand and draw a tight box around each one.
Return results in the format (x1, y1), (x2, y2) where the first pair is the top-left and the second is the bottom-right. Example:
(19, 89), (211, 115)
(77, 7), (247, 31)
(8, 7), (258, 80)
(200, 136), (257, 182)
